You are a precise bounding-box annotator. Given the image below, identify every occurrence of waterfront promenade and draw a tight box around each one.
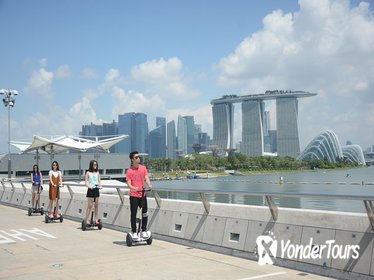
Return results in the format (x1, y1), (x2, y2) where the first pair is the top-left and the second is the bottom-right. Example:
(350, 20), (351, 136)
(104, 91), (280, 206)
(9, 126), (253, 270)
(0, 204), (330, 280)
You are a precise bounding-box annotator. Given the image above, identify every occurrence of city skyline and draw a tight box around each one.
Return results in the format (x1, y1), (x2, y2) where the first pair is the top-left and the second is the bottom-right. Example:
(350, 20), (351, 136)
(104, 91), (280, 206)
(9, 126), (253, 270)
(80, 112), (211, 158)
(0, 0), (373, 154)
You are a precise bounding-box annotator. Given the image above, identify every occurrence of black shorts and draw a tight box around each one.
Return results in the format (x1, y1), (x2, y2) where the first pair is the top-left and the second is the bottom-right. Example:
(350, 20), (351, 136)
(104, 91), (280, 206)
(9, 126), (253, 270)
(86, 188), (100, 198)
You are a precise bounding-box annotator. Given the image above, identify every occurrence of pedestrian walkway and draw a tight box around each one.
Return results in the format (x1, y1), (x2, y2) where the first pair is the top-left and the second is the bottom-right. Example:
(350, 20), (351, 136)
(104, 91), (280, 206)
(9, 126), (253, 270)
(0, 204), (330, 280)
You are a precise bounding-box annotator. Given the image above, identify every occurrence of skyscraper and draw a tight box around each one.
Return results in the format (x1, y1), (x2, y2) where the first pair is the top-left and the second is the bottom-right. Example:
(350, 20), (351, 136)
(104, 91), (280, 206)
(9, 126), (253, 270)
(183, 116), (194, 154)
(177, 115), (187, 157)
(241, 100), (264, 156)
(211, 102), (234, 154)
(117, 112), (149, 154)
(117, 113), (133, 153)
(167, 120), (176, 159)
(149, 117), (166, 158)
(276, 97), (299, 158)
(133, 113), (149, 153)
(211, 91), (316, 158)
(149, 126), (164, 158)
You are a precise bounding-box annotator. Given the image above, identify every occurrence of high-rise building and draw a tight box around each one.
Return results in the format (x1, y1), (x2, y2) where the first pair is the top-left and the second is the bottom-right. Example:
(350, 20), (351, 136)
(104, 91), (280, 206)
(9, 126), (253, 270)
(133, 113), (149, 153)
(149, 126), (164, 158)
(117, 113), (133, 153)
(198, 132), (210, 152)
(183, 116), (194, 154)
(148, 117), (166, 158)
(80, 123), (103, 137)
(241, 100), (264, 156)
(263, 111), (270, 137)
(194, 124), (202, 144)
(177, 115), (187, 157)
(211, 102), (234, 154)
(211, 91), (316, 158)
(102, 120), (117, 152)
(167, 120), (176, 159)
(117, 112), (148, 154)
(276, 97), (299, 158)
(80, 121), (118, 152)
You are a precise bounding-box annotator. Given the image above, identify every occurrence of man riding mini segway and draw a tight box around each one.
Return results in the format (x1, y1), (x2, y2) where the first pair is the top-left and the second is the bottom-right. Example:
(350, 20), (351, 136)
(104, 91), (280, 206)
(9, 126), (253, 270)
(125, 151), (153, 246)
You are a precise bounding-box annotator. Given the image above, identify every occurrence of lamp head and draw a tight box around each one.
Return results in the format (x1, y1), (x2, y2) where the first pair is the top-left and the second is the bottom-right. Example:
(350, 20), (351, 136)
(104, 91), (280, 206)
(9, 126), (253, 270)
(0, 89), (19, 96)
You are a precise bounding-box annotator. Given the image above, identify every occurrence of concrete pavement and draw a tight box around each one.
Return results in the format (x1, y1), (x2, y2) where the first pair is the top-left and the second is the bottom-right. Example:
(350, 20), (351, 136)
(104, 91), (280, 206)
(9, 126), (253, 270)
(0, 204), (331, 280)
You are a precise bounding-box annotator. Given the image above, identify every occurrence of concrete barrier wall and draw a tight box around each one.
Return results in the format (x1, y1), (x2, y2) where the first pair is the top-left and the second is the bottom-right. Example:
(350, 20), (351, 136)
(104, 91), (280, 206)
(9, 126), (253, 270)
(1, 181), (373, 280)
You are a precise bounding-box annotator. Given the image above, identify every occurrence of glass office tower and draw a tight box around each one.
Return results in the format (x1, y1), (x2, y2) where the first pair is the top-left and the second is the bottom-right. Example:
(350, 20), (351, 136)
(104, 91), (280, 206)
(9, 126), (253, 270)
(241, 100), (264, 156)
(276, 97), (300, 158)
(211, 103), (234, 154)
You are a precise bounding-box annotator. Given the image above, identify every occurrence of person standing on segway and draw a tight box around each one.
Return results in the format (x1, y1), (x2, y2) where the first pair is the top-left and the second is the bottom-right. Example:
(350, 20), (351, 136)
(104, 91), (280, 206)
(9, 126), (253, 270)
(84, 159), (102, 225)
(126, 151), (152, 239)
(48, 161), (63, 219)
(31, 164), (43, 211)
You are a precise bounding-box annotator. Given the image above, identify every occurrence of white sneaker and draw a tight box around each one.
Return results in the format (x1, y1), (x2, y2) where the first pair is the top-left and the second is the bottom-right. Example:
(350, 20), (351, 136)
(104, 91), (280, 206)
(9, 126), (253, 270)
(142, 231), (149, 239)
(132, 232), (139, 239)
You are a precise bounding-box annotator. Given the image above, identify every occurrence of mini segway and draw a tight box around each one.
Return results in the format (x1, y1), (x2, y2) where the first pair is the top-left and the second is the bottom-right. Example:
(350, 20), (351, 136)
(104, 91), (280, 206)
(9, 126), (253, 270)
(45, 206), (63, 223)
(126, 189), (152, 247)
(28, 184), (44, 216)
(82, 195), (103, 231)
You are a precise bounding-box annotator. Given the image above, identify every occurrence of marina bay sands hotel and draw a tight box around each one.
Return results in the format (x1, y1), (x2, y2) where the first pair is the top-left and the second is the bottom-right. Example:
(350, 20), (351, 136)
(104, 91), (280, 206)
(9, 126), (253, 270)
(211, 90), (317, 158)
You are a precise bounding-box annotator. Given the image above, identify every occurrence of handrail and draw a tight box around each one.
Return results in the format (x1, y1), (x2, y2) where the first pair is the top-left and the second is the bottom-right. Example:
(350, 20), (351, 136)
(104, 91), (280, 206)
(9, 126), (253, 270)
(2, 178), (374, 229)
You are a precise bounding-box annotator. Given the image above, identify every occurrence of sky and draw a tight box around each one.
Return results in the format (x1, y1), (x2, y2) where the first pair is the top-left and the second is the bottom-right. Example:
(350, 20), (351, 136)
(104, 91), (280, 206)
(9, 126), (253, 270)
(0, 0), (373, 155)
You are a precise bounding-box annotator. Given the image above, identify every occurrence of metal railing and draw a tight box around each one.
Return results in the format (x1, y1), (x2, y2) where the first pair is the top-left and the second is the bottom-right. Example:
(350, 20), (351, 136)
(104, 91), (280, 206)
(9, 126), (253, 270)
(2, 178), (374, 230)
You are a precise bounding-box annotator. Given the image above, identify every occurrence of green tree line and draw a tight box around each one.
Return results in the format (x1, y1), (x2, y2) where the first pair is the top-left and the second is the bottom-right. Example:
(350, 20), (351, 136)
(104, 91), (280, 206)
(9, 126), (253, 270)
(143, 153), (359, 172)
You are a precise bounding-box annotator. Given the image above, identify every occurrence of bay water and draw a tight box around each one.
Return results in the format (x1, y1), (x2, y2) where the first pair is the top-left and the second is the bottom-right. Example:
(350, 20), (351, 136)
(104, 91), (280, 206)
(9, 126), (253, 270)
(151, 166), (374, 213)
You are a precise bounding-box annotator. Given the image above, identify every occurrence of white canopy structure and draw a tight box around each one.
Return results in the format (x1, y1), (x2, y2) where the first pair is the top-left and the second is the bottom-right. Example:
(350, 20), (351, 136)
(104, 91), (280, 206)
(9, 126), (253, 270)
(11, 135), (128, 154)
(11, 135), (128, 180)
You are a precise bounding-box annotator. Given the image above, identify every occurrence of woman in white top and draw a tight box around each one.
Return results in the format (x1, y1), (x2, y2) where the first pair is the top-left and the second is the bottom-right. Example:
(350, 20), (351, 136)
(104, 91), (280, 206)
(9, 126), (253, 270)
(48, 161), (63, 218)
(85, 160), (102, 225)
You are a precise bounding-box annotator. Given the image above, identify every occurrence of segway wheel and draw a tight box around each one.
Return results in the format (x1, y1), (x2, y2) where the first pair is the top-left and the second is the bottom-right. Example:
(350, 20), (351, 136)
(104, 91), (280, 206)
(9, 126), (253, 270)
(28, 208), (32, 216)
(40, 208), (44, 215)
(98, 220), (103, 230)
(82, 220), (87, 231)
(126, 233), (133, 247)
(146, 236), (153, 245)
(60, 215), (64, 223)
(45, 215), (49, 223)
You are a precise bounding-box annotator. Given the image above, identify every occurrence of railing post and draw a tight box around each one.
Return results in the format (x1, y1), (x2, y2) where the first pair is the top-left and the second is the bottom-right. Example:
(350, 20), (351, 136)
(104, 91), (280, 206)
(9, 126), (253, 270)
(0, 179), (5, 200)
(152, 190), (162, 208)
(116, 187), (125, 204)
(10, 181), (15, 192)
(363, 200), (374, 230)
(265, 195), (278, 221)
(200, 192), (210, 214)
(65, 184), (74, 199)
(20, 182), (27, 194)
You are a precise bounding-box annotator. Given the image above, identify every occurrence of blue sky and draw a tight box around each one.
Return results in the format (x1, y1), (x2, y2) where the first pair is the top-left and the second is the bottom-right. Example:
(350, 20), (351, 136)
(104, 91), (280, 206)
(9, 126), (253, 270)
(0, 0), (373, 154)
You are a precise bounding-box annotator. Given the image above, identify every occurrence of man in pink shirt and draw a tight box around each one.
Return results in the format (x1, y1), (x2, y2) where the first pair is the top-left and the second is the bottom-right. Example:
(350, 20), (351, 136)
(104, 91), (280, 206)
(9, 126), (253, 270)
(126, 151), (153, 239)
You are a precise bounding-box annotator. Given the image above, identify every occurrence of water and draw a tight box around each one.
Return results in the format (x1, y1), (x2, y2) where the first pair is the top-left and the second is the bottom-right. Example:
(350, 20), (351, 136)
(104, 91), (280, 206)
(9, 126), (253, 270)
(151, 166), (374, 213)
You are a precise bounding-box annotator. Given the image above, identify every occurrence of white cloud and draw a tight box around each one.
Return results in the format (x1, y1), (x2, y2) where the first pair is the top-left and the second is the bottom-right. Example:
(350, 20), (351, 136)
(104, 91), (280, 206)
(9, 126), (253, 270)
(130, 57), (199, 99)
(217, 0), (374, 149)
(81, 67), (98, 79)
(55, 65), (71, 79)
(105, 68), (121, 84)
(24, 68), (54, 98)
(111, 86), (166, 125)
(39, 58), (48, 68)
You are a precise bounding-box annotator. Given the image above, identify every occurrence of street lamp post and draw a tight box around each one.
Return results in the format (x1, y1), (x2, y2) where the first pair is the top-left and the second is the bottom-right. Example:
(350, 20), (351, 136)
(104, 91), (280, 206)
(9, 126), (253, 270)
(0, 89), (18, 178)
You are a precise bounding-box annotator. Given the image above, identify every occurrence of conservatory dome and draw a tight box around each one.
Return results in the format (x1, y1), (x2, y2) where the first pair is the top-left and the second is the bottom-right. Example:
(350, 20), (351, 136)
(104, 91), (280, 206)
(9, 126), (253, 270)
(298, 130), (365, 165)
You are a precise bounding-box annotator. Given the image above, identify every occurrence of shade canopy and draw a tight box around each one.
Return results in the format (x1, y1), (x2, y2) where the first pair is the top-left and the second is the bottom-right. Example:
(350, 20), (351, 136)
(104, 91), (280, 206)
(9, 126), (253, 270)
(11, 135), (128, 154)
